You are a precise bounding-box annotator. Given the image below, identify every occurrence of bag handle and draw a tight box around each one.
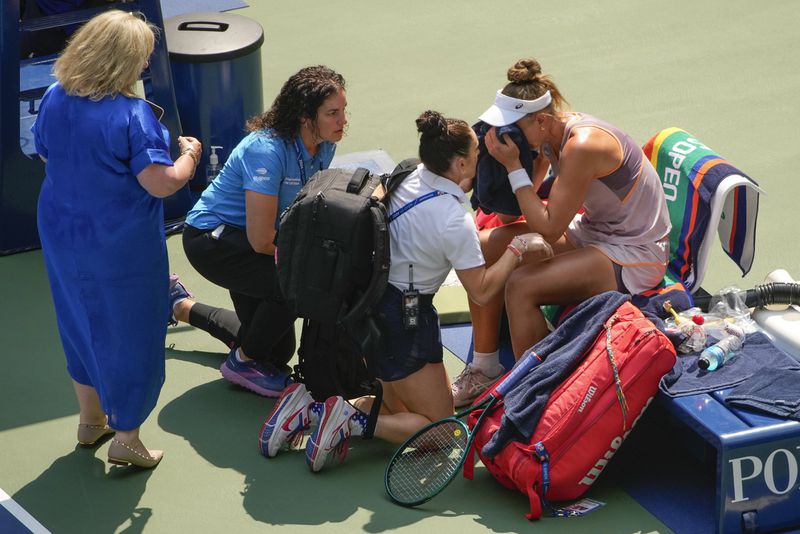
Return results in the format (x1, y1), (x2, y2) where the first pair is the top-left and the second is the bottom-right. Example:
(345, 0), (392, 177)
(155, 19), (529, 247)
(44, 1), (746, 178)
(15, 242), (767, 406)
(346, 167), (372, 194)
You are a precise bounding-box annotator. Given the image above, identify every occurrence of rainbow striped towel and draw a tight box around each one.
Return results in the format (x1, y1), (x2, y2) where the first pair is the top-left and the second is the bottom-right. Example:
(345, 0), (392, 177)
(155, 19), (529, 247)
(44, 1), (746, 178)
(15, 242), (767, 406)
(643, 127), (763, 292)
(542, 128), (762, 330)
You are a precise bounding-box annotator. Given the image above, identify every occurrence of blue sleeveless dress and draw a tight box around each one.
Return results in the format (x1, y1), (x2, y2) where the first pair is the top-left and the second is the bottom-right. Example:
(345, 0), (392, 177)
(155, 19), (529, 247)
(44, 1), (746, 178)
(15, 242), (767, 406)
(33, 83), (174, 431)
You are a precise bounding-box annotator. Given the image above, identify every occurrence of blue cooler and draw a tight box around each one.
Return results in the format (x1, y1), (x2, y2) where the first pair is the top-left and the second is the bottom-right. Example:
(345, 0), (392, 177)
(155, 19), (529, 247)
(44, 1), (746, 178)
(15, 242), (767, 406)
(165, 12), (264, 194)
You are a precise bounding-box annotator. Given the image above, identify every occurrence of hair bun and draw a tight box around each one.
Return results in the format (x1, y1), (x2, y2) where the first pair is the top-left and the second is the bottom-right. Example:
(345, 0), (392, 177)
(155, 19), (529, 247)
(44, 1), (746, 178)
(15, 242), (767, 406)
(416, 110), (447, 137)
(507, 58), (542, 83)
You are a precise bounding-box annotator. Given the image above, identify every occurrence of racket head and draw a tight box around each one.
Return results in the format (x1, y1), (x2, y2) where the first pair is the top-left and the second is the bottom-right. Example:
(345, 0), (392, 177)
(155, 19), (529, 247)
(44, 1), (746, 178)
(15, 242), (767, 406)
(384, 417), (471, 507)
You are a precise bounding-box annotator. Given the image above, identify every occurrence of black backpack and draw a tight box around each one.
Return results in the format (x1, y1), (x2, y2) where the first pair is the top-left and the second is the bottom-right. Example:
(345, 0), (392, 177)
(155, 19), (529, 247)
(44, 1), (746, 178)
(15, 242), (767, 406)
(276, 159), (418, 435)
(277, 166), (388, 328)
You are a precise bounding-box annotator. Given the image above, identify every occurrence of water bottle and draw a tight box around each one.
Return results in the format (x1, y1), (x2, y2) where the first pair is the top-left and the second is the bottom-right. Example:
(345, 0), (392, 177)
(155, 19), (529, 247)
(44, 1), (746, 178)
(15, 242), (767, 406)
(697, 324), (745, 371)
(206, 145), (223, 184)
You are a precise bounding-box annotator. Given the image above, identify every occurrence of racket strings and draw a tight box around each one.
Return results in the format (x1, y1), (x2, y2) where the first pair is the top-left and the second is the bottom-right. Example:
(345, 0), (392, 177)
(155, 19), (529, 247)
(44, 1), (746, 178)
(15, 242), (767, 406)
(386, 420), (470, 504)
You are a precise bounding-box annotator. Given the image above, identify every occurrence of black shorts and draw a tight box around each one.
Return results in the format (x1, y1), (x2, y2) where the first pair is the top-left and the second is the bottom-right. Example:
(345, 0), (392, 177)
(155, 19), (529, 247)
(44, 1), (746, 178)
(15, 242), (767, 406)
(374, 284), (442, 382)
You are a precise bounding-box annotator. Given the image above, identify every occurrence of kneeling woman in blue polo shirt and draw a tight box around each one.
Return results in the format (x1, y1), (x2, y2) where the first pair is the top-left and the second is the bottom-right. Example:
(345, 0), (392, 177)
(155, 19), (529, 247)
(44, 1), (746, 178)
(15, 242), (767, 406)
(260, 110), (553, 472)
(174, 65), (347, 397)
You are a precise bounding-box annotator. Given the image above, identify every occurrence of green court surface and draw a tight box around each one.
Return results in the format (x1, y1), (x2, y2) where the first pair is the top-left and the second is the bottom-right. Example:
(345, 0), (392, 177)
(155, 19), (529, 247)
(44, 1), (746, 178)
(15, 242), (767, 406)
(2, 1), (800, 533)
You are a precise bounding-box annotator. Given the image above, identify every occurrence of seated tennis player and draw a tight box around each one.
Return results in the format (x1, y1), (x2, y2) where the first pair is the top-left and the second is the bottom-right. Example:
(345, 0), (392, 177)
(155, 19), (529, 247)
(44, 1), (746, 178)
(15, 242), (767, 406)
(259, 110), (552, 471)
(452, 57), (672, 408)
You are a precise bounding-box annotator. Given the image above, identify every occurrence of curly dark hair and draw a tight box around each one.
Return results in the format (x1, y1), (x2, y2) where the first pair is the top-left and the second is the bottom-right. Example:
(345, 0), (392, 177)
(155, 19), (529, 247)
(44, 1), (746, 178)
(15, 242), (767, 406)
(246, 65), (346, 139)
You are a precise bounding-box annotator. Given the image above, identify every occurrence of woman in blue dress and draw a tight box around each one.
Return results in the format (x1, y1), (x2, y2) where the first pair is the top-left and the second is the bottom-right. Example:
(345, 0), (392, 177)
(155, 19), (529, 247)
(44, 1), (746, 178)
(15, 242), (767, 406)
(33, 10), (202, 468)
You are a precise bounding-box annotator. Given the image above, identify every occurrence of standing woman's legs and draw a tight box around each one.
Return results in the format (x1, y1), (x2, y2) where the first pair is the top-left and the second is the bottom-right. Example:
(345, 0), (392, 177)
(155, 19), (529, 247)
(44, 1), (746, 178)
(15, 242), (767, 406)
(74, 380), (117, 446)
(73, 381), (106, 426)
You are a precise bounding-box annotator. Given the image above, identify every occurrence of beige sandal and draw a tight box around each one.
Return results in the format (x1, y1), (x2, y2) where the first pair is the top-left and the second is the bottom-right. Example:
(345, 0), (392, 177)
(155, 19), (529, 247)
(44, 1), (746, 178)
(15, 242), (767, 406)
(107, 439), (163, 469)
(77, 423), (115, 447)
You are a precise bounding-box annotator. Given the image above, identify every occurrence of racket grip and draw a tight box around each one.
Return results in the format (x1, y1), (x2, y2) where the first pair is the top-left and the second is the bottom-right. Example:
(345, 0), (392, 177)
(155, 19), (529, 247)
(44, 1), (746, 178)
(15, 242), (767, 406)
(495, 348), (542, 397)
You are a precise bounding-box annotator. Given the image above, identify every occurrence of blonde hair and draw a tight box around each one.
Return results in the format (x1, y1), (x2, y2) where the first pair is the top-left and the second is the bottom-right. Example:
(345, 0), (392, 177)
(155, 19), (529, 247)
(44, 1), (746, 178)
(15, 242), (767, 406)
(54, 10), (157, 100)
(501, 58), (569, 113)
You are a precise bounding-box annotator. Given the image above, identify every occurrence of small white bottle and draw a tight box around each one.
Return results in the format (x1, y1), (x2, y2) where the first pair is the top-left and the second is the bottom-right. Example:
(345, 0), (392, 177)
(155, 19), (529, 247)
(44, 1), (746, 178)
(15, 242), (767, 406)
(206, 145), (223, 184)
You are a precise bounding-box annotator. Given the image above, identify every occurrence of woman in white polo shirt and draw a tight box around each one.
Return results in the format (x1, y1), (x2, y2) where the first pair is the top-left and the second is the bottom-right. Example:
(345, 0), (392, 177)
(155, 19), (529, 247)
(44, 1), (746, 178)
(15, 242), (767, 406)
(260, 110), (552, 472)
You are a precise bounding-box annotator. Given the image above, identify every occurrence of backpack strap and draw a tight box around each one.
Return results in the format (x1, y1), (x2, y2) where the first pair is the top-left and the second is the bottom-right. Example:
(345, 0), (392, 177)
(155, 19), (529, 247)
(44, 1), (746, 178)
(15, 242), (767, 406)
(339, 201), (390, 329)
(342, 315), (384, 439)
(381, 158), (420, 203)
(360, 319), (383, 440)
(362, 381), (383, 439)
(338, 162), (402, 328)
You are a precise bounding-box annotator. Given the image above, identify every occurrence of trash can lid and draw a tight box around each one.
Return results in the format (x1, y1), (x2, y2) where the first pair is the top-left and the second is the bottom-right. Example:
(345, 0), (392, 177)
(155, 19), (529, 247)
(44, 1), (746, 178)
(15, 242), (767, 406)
(165, 12), (264, 63)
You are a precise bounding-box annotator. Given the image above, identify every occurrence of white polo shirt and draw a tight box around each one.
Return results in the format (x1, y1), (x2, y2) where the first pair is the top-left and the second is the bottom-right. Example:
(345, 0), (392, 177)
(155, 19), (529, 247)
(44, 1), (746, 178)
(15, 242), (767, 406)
(386, 164), (485, 294)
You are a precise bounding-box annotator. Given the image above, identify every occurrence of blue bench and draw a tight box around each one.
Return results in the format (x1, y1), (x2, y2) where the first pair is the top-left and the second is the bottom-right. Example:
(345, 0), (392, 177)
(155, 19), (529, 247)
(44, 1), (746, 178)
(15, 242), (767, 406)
(660, 388), (800, 533)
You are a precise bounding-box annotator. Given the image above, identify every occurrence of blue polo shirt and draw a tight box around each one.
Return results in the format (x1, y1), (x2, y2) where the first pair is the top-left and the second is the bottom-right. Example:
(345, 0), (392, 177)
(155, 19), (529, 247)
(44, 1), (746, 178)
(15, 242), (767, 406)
(186, 129), (335, 230)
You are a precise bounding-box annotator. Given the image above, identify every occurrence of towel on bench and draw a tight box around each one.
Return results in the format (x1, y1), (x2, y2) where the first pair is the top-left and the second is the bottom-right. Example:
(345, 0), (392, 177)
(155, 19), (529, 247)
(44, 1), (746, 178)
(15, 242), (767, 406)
(659, 331), (800, 397)
(725, 367), (800, 421)
(643, 127), (762, 292)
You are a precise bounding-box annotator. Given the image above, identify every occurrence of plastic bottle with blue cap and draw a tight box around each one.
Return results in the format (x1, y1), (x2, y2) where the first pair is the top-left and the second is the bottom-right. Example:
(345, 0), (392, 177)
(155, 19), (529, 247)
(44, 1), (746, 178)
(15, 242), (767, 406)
(697, 323), (746, 371)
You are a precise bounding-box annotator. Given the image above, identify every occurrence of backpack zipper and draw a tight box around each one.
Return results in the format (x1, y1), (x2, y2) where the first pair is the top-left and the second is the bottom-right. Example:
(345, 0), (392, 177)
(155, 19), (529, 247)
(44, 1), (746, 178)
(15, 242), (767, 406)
(311, 191), (325, 221)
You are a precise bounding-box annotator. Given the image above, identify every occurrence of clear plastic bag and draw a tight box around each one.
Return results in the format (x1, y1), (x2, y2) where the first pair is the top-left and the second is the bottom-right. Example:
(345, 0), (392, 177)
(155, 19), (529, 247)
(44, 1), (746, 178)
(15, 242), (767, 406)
(706, 285), (759, 338)
(664, 307), (707, 353)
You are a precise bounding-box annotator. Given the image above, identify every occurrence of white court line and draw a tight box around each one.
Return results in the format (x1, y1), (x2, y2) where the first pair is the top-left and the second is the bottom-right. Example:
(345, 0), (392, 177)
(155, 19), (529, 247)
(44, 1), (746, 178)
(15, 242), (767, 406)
(0, 488), (50, 534)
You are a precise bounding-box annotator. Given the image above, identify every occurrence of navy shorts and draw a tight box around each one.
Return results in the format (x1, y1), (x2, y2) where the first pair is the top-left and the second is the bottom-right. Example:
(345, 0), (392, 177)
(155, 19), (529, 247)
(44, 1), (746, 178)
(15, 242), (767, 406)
(374, 284), (443, 382)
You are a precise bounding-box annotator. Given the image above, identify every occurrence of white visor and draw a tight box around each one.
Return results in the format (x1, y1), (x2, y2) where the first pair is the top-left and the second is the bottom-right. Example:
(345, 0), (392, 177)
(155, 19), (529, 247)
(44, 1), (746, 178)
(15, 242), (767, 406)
(478, 90), (552, 127)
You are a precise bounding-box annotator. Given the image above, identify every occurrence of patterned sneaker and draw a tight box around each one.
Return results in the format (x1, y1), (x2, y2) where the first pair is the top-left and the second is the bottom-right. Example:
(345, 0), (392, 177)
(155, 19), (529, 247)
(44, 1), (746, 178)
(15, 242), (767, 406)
(168, 274), (192, 326)
(259, 383), (315, 458)
(451, 364), (502, 408)
(305, 396), (352, 472)
(220, 348), (292, 397)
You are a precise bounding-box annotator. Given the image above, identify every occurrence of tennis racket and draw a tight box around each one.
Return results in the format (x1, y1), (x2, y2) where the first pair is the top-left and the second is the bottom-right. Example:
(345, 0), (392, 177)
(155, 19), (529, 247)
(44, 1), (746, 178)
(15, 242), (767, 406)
(384, 348), (543, 506)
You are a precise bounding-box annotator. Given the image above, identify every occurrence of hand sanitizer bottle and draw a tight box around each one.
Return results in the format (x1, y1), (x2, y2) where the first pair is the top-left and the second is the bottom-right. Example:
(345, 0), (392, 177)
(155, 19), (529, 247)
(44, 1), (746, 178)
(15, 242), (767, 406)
(206, 146), (223, 184)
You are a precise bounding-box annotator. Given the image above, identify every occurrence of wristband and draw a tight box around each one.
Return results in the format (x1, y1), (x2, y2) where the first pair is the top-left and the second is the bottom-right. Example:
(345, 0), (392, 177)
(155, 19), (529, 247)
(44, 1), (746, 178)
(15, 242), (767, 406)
(507, 168), (532, 193)
(512, 236), (528, 253)
(506, 244), (523, 263)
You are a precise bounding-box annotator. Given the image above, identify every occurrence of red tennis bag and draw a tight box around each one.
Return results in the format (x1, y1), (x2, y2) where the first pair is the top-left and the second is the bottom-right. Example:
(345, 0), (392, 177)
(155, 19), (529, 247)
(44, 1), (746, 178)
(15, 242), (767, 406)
(465, 301), (676, 519)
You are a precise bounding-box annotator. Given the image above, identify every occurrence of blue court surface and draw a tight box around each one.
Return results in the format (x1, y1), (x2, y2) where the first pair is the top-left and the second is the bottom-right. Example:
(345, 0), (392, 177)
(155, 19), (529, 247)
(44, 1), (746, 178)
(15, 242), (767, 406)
(5, 2), (800, 533)
(0, 489), (49, 534)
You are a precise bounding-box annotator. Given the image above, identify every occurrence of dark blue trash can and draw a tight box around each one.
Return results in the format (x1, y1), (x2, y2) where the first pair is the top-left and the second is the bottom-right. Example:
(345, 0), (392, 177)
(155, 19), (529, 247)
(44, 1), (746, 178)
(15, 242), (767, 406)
(165, 12), (265, 194)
